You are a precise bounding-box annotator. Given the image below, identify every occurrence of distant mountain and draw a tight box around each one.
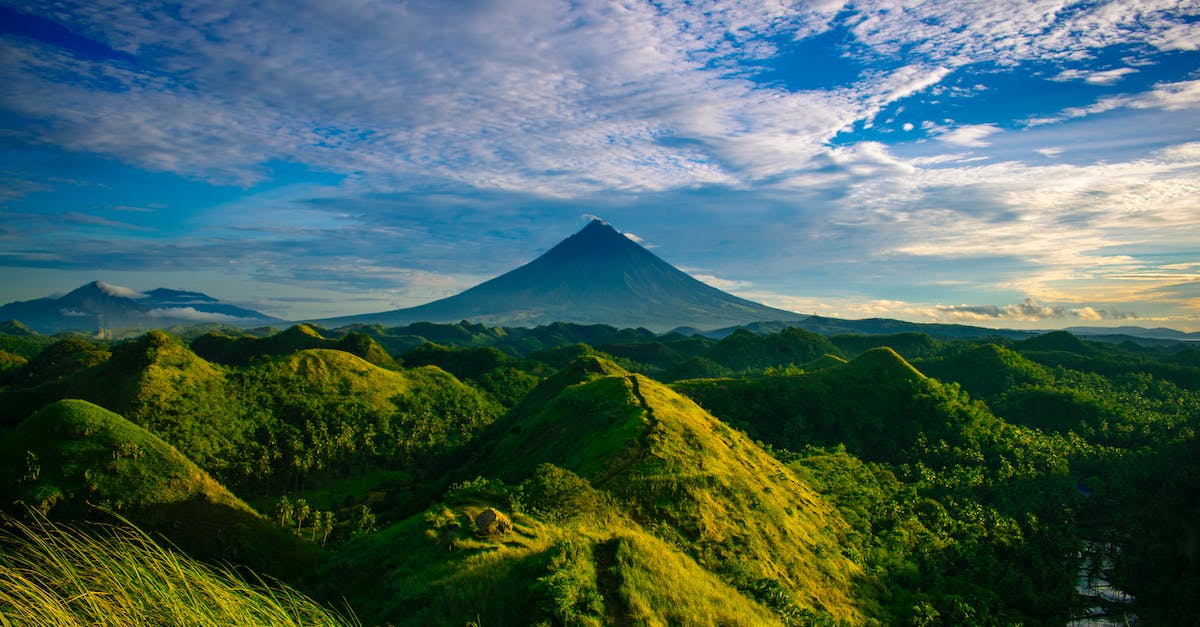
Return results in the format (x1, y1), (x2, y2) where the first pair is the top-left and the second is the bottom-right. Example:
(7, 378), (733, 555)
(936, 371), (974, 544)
(0, 281), (281, 334)
(1067, 325), (1200, 342)
(693, 315), (1040, 341)
(315, 219), (803, 332)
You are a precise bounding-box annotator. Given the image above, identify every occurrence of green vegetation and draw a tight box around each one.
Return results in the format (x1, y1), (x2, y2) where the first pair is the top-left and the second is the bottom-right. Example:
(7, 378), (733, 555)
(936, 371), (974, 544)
(1, 322), (1197, 625)
(478, 357), (869, 623)
(0, 399), (249, 516)
(192, 324), (399, 369)
(0, 512), (356, 627)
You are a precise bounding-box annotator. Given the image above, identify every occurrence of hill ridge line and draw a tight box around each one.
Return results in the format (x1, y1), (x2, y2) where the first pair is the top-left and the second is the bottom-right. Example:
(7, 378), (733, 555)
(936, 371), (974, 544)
(595, 375), (657, 486)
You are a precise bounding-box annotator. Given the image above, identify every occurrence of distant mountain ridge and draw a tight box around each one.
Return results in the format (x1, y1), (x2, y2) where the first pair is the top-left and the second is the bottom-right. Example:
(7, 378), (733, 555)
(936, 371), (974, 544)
(1067, 325), (1200, 341)
(0, 281), (280, 334)
(315, 219), (804, 331)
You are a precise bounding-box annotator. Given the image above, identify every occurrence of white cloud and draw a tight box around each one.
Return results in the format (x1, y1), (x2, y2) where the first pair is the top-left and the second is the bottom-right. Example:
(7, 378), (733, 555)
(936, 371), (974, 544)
(1148, 21), (1200, 51)
(2, 0), (1194, 197)
(1051, 67), (1138, 85)
(1027, 79), (1200, 126)
(932, 123), (1002, 148)
(933, 299), (1137, 322)
(843, 0), (1199, 65)
(145, 307), (251, 322)
(691, 273), (752, 291)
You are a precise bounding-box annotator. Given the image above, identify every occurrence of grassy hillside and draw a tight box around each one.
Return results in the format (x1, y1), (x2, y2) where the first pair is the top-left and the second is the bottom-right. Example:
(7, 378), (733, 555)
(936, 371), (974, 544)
(477, 356), (871, 623)
(323, 471), (785, 626)
(0, 399), (248, 515)
(0, 332), (502, 501)
(0, 332), (251, 473)
(232, 349), (502, 490)
(12, 337), (111, 386)
(0, 349), (26, 380)
(0, 399), (318, 578)
(0, 512), (354, 627)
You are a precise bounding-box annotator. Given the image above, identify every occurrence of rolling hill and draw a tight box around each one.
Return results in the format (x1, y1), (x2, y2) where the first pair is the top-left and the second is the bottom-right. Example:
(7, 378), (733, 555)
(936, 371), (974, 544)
(0, 399), (319, 577)
(324, 355), (871, 625)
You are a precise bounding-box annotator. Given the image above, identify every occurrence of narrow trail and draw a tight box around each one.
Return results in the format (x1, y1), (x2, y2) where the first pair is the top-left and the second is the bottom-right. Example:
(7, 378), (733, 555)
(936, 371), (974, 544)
(593, 538), (632, 627)
(594, 375), (659, 486)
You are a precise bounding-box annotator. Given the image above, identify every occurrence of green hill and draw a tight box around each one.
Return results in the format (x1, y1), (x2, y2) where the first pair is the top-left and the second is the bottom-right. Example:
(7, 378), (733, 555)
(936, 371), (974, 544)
(915, 343), (1053, 401)
(324, 484), (783, 626)
(1, 333), (502, 497)
(706, 327), (843, 371)
(830, 332), (945, 360)
(1018, 330), (1096, 355)
(401, 342), (539, 406)
(801, 353), (848, 371)
(13, 337), (111, 385)
(674, 347), (987, 461)
(474, 356), (870, 623)
(0, 399), (248, 515)
(0, 400), (317, 578)
(0, 320), (37, 336)
(191, 324), (398, 369)
(0, 331), (248, 473)
(0, 349), (26, 379)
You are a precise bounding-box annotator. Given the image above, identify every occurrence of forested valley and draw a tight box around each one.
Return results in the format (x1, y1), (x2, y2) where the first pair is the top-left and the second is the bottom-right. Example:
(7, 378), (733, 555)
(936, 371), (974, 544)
(1, 320), (1197, 625)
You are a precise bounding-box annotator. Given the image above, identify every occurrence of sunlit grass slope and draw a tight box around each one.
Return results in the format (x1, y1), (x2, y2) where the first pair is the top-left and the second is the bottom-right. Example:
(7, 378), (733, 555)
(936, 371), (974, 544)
(324, 479), (782, 626)
(479, 355), (871, 623)
(801, 353), (848, 371)
(0, 399), (248, 515)
(0, 512), (355, 627)
(0, 399), (321, 577)
(0, 332), (242, 470)
(1, 331), (501, 489)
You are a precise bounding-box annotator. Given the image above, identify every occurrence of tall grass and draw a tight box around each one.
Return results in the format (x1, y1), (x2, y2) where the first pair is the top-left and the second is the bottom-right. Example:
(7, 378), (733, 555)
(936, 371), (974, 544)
(0, 512), (356, 627)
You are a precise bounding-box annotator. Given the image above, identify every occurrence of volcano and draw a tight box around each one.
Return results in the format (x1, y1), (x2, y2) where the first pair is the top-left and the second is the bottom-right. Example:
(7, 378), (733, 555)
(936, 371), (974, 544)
(318, 220), (802, 331)
(0, 281), (281, 334)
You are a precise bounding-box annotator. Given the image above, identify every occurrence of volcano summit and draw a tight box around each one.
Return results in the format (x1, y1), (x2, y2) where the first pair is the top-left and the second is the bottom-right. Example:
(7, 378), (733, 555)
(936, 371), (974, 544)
(319, 220), (802, 331)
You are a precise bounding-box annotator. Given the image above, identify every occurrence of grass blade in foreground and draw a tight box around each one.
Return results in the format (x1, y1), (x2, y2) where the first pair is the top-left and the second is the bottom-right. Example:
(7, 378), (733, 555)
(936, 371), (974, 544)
(0, 511), (356, 627)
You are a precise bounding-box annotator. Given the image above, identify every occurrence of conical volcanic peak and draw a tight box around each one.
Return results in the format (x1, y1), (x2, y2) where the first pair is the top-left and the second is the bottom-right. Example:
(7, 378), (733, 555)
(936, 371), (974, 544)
(317, 221), (803, 331)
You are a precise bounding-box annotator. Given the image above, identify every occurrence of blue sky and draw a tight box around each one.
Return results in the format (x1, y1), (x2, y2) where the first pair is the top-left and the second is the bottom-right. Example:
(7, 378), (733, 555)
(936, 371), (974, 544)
(1, 0), (1198, 330)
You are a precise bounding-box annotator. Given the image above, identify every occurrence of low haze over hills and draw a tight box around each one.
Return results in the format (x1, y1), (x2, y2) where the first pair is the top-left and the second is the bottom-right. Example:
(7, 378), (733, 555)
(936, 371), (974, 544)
(316, 220), (804, 332)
